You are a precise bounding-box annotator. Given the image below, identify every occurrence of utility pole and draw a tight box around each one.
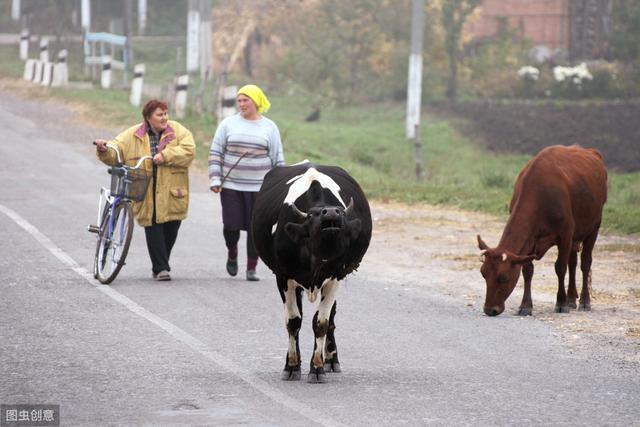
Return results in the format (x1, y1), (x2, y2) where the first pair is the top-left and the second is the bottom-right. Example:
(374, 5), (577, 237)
(11, 0), (20, 21)
(195, 0), (213, 113)
(81, 0), (91, 32)
(186, 0), (200, 74)
(81, 0), (91, 78)
(406, 0), (424, 139)
(199, 0), (212, 81)
(138, 0), (147, 35)
(124, 0), (134, 84)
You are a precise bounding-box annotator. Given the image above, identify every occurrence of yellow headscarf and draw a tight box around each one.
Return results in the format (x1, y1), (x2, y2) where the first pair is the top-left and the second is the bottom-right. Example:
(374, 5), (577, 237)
(237, 84), (271, 114)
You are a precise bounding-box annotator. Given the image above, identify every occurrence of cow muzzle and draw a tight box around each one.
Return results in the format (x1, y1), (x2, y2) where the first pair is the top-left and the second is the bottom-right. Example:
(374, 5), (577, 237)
(320, 208), (343, 231)
(483, 305), (505, 316)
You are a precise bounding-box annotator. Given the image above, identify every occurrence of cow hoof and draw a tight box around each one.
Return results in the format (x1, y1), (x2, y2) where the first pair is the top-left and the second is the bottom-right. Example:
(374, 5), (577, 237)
(324, 361), (342, 373)
(307, 369), (327, 384)
(517, 307), (532, 316)
(554, 305), (571, 313)
(281, 368), (301, 381)
(578, 303), (591, 312)
(568, 302), (577, 309)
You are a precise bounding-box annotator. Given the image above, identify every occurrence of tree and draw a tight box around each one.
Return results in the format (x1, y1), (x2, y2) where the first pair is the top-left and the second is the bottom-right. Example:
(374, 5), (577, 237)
(210, 0), (447, 103)
(211, 0), (418, 103)
(609, 0), (640, 70)
(441, 0), (480, 102)
(569, 0), (613, 61)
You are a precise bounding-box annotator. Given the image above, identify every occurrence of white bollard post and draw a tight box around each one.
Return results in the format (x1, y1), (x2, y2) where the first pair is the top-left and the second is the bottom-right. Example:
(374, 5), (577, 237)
(33, 60), (44, 83)
(221, 85), (238, 119)
(23, 59), (36, 81)
(39, 38), (49, 63)
(174, 74), (189, 119)
(41, 62), (54, 86)
(19, 29), (29, 60)
(100, 55), (112, 89)
(129, 63), (145, 107)
(51, 50), (69, 87)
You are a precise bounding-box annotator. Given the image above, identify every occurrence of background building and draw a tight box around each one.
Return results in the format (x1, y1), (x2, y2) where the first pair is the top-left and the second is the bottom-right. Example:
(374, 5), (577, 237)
(465, 0), (612, 60)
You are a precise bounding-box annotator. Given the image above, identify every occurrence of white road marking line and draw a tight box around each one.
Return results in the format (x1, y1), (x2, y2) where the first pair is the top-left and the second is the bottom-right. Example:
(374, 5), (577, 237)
(0, 203), (345, 427)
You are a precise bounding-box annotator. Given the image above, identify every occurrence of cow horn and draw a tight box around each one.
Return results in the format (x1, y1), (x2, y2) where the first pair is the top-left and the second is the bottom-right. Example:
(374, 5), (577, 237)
(345, 197), (355, 216)
(290, 203), (307, 219)
(501, 253), (508, 262)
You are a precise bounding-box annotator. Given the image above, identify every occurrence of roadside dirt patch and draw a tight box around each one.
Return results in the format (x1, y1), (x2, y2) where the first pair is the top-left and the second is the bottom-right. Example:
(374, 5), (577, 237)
(365, 200), (640, 370)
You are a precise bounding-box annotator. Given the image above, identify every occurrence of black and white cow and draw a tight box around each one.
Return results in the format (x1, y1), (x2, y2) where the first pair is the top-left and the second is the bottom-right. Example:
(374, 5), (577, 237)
(252, 162), (372, 383)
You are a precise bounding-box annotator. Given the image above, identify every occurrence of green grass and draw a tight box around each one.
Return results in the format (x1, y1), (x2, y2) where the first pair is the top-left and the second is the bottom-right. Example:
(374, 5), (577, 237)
(605, 173), (640, 234)
(268, 97), (530, 213)
(0, 45), (25, 77)
(1, 45), (638, 235)
(134, 38), (184, 84)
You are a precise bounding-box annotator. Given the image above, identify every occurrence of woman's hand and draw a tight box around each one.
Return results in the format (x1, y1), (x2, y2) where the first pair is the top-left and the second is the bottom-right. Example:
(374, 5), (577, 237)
(94, 139), (108, 153)
(153, 152), (165, 165)
(211, 186), (221, 193)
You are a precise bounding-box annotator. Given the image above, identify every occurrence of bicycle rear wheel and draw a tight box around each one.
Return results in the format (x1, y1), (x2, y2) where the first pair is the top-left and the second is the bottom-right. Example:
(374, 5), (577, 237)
(94, 201), (134, 284)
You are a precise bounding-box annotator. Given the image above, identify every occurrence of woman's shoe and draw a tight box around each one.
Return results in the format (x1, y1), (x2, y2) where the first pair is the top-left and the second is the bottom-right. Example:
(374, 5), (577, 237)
(153, 270), (171, 281)
(246, 270), (260, 281)
(226, 257), (238, 276)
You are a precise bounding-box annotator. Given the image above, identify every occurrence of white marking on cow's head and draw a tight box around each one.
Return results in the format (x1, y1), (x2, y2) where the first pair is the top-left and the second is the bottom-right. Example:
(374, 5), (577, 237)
(284, 167), (346, 208)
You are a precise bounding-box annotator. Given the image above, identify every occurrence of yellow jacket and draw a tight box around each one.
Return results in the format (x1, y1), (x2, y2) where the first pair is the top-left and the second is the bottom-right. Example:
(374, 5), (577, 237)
(97, 120), (195, 227)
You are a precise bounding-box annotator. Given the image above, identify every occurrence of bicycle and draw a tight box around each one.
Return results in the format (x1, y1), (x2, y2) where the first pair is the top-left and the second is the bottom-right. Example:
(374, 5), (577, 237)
(88, 143), (152, 284)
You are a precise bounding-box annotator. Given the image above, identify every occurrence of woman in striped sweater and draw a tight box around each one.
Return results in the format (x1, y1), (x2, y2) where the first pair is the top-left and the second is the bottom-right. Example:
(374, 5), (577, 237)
(208, 84), (285, 281)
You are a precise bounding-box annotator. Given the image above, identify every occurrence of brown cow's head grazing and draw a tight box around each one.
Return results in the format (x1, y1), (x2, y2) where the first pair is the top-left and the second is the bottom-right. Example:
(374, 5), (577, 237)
(477, 235), (535, 316)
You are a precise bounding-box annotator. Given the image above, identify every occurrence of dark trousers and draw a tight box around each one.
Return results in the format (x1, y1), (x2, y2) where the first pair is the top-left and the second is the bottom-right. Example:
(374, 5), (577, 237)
(223, 228), (258, 260)
(220, 188), (259, 270)
(144, 219), (181, 274)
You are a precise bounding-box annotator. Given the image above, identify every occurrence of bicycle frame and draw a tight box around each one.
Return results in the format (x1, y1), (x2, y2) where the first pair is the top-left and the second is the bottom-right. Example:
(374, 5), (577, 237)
(95, 187), (124, 243)
(90, 143), (152, 275)
(90, 144), (152, 260)
(94, 143), (150, 241)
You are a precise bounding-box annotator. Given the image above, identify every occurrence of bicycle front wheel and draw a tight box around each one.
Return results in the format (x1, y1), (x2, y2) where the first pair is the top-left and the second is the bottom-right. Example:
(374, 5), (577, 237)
(94, 201), (134, 284)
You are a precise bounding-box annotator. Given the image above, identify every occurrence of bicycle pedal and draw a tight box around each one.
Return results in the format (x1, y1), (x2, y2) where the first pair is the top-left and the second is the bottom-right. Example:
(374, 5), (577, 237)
(87, 224), (100, 234)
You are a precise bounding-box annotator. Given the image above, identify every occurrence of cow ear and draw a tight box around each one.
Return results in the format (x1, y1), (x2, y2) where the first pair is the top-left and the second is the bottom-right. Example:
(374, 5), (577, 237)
(477, 235), (489, 251)
(285, 222), (309, 243)
(347, 218), (362, 240)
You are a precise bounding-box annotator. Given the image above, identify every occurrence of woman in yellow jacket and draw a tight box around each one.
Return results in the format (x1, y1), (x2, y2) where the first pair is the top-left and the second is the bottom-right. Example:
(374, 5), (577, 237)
(95, 99), (195, 281)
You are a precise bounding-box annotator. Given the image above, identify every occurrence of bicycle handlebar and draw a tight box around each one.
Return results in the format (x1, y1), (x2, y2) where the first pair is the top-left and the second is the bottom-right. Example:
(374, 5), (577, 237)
(132, 153), (153, 169)
(94, 141), (153, 169)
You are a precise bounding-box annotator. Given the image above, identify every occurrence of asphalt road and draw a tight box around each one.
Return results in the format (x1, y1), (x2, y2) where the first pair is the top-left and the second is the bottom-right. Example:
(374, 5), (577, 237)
(1, 92), (638, 427)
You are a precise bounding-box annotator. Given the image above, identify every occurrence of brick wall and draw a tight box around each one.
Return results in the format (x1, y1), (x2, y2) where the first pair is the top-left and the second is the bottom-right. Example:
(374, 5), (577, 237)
(465, 0), (570, 50)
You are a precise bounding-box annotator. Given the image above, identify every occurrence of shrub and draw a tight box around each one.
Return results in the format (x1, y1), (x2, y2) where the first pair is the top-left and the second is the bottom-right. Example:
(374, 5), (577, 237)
(516, 65), (540, 98)
(550, 62), (593, 99)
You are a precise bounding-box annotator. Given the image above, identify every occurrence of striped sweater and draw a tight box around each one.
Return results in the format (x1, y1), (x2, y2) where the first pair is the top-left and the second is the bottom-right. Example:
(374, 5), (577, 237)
(208, 114), (285, 192)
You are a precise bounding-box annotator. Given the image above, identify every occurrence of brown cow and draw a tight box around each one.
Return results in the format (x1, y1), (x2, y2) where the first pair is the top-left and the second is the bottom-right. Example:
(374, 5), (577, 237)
(477, 145), (607, 316)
